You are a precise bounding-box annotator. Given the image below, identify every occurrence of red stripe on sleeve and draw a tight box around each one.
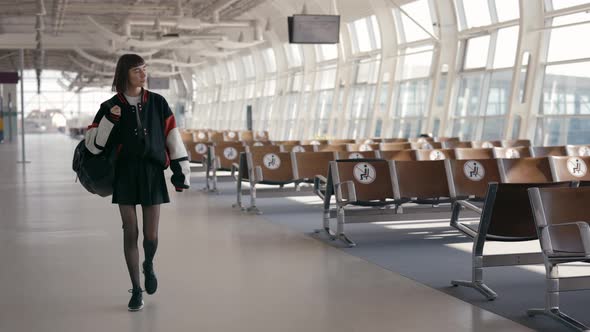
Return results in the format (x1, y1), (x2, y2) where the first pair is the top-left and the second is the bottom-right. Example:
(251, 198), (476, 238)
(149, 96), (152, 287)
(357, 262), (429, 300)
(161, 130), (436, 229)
(117, 94), (127, 105)
(87, 123), (99, 129)
(164, 115), (176, 137)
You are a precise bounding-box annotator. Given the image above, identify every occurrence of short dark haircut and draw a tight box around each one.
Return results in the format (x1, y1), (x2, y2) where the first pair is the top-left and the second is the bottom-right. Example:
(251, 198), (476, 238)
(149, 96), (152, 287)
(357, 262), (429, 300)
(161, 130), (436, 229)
(112, 54), (146, 93)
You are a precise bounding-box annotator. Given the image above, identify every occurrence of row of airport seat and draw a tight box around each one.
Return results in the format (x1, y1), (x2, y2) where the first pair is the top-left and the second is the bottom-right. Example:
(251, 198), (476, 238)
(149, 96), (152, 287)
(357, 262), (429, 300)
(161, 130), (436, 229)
(206, 152), (590, 330)
(187, 132), (590, 330)
(323, 159), (590, 330)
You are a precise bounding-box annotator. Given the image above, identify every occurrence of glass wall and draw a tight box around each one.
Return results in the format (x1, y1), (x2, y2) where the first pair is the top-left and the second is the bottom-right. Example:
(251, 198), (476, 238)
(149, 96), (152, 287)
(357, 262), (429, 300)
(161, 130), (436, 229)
(451, 0), (519, 140)
(537, 7), (590, 144)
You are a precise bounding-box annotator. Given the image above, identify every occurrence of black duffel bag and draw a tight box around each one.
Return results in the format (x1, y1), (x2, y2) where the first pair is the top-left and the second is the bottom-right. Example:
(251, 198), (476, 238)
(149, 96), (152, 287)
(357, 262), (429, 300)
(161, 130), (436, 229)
(72, 140), (116, 197)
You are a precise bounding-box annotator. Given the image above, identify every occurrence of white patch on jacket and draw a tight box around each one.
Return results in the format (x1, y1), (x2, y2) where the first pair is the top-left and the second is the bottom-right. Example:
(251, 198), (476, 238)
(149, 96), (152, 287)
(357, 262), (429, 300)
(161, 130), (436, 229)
(166, 127), (188, 160)
(84, 116), (115, 155)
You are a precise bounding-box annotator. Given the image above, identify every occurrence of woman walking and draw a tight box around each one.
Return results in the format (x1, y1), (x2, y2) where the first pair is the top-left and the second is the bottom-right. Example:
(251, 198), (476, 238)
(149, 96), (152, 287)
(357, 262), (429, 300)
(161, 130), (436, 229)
(84, 54), (190, 311)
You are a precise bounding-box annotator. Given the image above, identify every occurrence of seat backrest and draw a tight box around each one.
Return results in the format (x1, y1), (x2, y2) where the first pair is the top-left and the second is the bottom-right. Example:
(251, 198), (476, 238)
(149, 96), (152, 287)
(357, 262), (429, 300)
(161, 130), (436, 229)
(315, 144), (348, 152)
(345, 143), (380, 152)
(442, 141), (472, 149)
(332, 159), (394, 201)
(445, 159), (501, 199)
(379, 150), (418, 161)
(239, 131), (254, 142)
(379, 142), (412, 151)
(329, 139), (355, 144)
(382, 138), (409, 143)
(212, 142), (246, 169)
(492, 146), (531, 159)
(529, 186), (590, 253)
(454, 148), (494, 160)
(280, 144), (317, 153)
(409, 137), (434, 143)
(484, 182), (570, 240)
(390, 160), (450, 199)
(415, 148), (456, 161)
(498, 157), (552, 183)
(223, 130), (240, 142)
(501, 139), (531, 147)
(254, 130), (269, 141)
(208, 131), (224, 143)
(194, 131), (209, 142)
(246, 145), (282, 154)
(272, 140), (300, 146)
(549, 156), (590, 181)
(336, 151), (380, 160)
(471, 140), (502, 148)
(250, 140), (272, 146)
(180, 131), (194, 144)
(248, 151), (295, 183)
(436, 136), (460, 142)
(530, 145), (567, 157)
(300, 139), (329, 145)
(410, 141), (443, 150)
(292, 151), (337, 180)
(565, 144), (590, 157)
(355, 138), (383, 144)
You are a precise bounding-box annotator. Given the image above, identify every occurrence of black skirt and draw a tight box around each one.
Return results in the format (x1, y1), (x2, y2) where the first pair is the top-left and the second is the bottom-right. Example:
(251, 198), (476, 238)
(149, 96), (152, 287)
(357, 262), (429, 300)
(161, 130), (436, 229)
(112, 157), (170, 205)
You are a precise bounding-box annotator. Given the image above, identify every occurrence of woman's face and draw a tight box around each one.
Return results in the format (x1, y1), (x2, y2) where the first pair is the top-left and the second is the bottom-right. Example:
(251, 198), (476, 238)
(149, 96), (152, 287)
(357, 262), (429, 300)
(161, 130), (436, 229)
(127, 64), (147, 90)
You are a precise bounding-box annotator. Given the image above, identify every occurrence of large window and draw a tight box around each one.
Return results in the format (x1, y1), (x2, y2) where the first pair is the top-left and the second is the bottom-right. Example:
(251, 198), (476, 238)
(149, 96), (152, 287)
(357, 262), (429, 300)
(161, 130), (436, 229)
(549, 0), (590, 10)
(451, 1), (520, 140)
(536, 8), (590, 144)
(348, 15), (382, 53)
(392, 80), (429, 138)
(311, 65), (337, 137)
(344, 58), (380, 138)
(394, 0), (434, 43)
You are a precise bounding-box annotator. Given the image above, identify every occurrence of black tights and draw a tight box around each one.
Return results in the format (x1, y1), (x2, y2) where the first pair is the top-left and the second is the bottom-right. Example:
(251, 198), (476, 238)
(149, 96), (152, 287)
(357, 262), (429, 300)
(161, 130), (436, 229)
(119, 204), (160, 290)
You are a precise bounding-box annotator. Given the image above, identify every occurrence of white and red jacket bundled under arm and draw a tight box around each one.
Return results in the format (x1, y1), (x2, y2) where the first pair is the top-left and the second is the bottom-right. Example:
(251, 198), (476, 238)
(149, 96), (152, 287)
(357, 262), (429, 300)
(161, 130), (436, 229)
(85, 89), (190, 191)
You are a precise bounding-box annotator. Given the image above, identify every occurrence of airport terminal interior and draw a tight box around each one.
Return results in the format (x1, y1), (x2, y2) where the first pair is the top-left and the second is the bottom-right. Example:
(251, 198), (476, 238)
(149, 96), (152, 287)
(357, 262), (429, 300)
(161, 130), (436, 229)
(2, 0), (590, 331)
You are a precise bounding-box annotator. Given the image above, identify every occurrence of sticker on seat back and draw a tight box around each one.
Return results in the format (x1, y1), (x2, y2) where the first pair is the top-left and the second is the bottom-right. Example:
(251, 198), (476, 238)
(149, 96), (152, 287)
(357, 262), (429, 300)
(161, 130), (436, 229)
(349, 152), (364, 159)
(359, 144), (372, 151)
(353, 162), (376, 184)
(429, 150), (445, 160)
(292, 145), (306, 152)
(463, 160), (485, 181)
(195, 143), (207, 154)
(567, 157), (587, 178)
(482, 141), (494, 148)
(506, 148), (520, 158)
(224, 147), (238, 160)
(263, 153), (281, 170)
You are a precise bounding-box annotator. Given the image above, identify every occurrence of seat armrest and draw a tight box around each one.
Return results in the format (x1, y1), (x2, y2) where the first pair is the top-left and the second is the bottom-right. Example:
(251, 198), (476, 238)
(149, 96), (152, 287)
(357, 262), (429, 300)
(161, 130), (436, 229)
(546, 222), (590, 257)
(335, 181), (357, 205)
(457, 200), (482, 214)
(254, 166), (264, 182)
(314, 175), (328, 199)
(231, 162), (240, 180)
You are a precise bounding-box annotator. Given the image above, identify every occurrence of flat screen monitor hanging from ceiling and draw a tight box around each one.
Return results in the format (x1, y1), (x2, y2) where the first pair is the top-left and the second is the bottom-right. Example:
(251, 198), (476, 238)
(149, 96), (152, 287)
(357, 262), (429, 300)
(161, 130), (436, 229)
(288, 15), (340, 44)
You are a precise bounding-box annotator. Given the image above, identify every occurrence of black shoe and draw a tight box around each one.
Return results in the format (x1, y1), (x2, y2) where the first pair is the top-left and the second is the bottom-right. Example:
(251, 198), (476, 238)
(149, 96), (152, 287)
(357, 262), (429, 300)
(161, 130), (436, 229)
(143, 261), (158, 295)
(128, 288), (144, 311)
